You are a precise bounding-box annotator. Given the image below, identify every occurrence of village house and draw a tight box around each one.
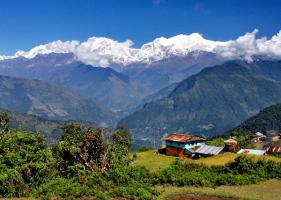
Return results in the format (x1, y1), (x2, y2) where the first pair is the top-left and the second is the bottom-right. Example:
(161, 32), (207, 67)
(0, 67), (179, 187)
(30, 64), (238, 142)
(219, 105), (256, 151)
(252, 132), (266, 143)
(163, 133), (206, 157)
(224, 138), (238, 152)
(265, 130), (280, 142)
(264, 145), (281, 154)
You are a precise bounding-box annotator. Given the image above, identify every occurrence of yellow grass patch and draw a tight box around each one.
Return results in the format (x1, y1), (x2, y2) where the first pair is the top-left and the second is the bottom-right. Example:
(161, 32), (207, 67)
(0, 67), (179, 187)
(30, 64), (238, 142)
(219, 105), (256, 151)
(157, 179), (281, 200)
(133, 150), (281, 171)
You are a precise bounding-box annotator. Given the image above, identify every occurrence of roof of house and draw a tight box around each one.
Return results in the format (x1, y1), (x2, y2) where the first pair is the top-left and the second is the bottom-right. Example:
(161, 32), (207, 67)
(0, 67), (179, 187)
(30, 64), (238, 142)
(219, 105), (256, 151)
(164, 133), (206, 143)
(237, 149), (266, 155)
(264, 146), (281, 153)
(224, 138), (238, 144)
(194, 144), (224, 155)
(254, 132), (266, 137)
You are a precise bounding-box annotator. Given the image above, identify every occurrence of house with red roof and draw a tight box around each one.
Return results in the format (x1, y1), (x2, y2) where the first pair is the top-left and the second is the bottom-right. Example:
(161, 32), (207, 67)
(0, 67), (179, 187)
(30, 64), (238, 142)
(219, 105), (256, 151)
(163, 133), (206, 157)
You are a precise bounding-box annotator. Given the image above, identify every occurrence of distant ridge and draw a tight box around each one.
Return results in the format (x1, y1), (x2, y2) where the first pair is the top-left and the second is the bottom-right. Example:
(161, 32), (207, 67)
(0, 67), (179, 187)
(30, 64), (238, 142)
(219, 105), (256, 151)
(0, 107), (97, 143)
(0, 73), (115, 126)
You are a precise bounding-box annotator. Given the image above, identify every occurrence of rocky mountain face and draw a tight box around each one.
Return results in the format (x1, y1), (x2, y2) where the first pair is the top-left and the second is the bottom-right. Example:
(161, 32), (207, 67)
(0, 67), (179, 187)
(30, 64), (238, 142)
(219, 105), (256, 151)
(119, 62), (281, 146)
(0, 74), (115, 126)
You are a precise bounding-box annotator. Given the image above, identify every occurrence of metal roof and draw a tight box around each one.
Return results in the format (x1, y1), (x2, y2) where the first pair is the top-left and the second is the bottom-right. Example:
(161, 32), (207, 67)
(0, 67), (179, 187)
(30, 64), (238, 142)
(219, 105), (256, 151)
(255, 132), (266, 137)
(164, 133), (206, 143)
(264, 146), (281, 153)
(194, 144), (224, 155)
(237, 149), (266, 155)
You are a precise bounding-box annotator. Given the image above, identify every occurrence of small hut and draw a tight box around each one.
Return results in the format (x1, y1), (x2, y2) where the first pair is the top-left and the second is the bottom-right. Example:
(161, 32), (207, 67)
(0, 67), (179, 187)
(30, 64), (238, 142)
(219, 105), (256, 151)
(224, 138), (238, 152)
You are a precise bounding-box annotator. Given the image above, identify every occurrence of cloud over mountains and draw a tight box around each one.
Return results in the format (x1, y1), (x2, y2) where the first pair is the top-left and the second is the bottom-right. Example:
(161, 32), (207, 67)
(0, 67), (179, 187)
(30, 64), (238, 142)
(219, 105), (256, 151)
(1, 29), (281, 67)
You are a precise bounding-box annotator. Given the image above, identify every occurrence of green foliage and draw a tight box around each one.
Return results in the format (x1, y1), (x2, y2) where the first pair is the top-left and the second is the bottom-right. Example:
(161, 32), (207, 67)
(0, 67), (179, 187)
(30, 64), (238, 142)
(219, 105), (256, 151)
(0, 130), (57, 197)
(0, 117), (281, 199)
(156, 156), (281, 188)
(61, 123), (83, 146)
(110, 183), (158, 200)
(206, 137), (225, 146)
(37, 178), (107, 200)
(235, 103), (281, 133)
(0, 112), (9, 133)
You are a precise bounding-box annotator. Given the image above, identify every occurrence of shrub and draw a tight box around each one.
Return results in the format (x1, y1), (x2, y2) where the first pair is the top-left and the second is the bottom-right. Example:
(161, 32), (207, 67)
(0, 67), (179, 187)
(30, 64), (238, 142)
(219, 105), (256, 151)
(37, 178), (107, 200)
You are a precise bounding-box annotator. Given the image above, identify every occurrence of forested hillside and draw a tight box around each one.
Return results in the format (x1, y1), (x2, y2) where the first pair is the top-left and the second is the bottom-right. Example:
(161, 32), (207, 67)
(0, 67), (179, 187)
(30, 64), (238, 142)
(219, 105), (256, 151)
(234, 103), (281, 133)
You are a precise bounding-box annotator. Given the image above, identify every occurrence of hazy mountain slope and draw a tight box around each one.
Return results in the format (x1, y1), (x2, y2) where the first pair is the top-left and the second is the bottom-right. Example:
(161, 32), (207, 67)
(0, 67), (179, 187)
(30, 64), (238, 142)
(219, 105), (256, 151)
(0, 74), (115, 126)
(132, 82), (179, 112)
(0, 53), (147, 115)
(120, 63), (281, 146)
(123, 51), (221, 93)
(0, 108), (97, 143)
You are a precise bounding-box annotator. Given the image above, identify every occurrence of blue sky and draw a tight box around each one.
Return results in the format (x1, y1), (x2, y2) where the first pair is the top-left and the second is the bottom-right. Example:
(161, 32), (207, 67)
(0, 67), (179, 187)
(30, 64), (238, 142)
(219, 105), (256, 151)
(0, 0), (280, 54)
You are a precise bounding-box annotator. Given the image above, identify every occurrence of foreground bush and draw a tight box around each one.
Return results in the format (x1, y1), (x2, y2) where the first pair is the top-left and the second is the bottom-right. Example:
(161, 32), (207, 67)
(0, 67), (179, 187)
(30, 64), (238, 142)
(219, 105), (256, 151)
(38, 178), (107, 200)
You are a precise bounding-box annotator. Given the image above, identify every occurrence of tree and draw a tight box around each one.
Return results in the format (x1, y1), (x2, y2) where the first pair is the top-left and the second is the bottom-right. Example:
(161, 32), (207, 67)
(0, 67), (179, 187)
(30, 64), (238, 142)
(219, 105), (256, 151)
(108, 126), (132, 168)
(61, 123), (83, 146)
(0, 113), (9, 133)
(54, 124), (108, 172)
(112, 125), (132, 149)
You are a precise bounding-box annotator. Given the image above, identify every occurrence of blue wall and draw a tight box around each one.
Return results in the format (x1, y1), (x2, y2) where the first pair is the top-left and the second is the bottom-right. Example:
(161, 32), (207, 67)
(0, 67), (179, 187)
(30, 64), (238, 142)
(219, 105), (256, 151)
(166, 141), (205, 149)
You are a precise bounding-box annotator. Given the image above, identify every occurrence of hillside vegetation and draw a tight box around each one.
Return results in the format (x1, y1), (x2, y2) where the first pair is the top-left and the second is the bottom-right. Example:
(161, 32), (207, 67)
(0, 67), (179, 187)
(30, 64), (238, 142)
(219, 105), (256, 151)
(0, 115), (281, 199)
(234, 103), (281, 133)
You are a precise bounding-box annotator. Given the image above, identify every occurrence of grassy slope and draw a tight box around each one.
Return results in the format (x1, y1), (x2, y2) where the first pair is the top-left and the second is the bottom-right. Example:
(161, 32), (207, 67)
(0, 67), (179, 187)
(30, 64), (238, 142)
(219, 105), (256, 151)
(133, 150), (281, 171)
(157, 179), (281, 200)
(132, 150), (179, 172)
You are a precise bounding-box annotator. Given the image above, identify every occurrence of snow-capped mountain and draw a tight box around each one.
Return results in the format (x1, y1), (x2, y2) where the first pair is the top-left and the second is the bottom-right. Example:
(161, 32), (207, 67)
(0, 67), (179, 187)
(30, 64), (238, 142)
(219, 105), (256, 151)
(1, 29), (281, 69)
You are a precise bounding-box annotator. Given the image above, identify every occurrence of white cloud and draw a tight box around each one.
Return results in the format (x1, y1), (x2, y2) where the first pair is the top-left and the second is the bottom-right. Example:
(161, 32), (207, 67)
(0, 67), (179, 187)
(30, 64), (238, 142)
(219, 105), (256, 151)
(74, 37), (137, 67)
(1, 29), (281, 67)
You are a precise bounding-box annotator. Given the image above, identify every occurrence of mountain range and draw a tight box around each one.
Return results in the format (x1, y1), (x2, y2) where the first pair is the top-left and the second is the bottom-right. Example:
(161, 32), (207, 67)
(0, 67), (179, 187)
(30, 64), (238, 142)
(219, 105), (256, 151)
(119, 61), (281, 146)
(0, 32), (281, 146)
(0, 52), (222, 116)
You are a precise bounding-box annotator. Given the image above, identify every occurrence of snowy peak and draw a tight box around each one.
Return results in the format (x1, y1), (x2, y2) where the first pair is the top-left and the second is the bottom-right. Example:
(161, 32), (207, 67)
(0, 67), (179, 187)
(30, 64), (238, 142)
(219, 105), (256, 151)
(14, 40), (79, 59)
(1, 29), (281, 67)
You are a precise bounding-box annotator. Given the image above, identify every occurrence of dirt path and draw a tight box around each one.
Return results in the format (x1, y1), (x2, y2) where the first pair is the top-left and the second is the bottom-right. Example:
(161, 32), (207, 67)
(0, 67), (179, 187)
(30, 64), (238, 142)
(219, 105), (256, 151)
(166, 193), (237, 200)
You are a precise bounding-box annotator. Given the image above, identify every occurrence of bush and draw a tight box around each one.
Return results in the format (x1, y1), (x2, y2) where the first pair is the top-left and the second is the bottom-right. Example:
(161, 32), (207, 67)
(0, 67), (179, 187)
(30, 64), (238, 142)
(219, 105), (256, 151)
(110, 183), (159, 200)
(0, 169), (27, 197)
(38, 178), (107, 200)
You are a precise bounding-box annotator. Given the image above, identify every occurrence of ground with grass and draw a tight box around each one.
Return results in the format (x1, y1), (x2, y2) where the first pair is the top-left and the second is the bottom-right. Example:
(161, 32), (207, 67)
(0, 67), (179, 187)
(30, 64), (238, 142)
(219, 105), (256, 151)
(132, 150), (179, 171)
(133, 150), (281, 171)
(157, 179), (281, 200)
